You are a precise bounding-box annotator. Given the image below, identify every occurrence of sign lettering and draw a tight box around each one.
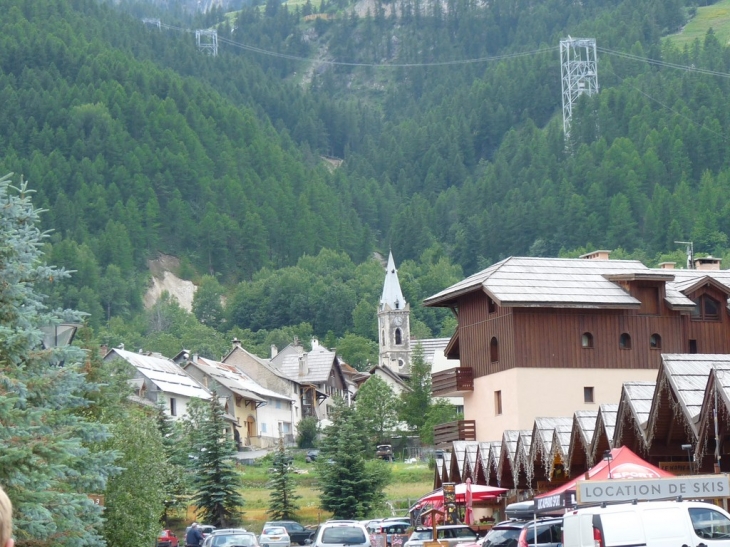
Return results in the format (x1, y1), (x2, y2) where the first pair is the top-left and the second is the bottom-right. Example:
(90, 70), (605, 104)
(576, 475), (730, 504)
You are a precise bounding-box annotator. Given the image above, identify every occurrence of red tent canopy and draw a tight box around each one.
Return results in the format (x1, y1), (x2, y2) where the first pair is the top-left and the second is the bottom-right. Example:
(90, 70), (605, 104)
(419, 483), (508, 504)
(535, 446), (674, 501)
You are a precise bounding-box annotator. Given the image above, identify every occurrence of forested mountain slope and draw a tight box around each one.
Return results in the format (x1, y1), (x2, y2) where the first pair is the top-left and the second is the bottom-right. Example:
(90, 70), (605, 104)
(3, 0), (730, 354)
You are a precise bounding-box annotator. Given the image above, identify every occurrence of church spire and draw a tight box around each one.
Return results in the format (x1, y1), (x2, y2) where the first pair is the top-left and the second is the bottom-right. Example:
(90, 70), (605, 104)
(380, 251), (406, 310)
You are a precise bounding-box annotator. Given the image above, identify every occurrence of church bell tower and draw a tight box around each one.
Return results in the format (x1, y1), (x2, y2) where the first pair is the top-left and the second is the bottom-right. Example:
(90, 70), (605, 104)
(378, 251), (411, 373)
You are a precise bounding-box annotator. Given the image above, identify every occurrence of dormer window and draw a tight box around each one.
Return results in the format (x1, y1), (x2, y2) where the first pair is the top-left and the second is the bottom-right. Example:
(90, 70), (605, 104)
(692, 294), (721, 321)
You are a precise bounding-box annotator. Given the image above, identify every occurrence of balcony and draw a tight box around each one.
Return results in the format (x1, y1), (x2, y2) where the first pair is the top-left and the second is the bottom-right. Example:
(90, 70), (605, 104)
(432, 367), (474, 397)
(434, 420), (476, 445)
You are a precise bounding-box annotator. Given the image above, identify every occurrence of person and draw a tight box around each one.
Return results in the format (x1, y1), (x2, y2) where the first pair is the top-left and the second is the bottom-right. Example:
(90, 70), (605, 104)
(0, 485), (14, 547)
(186, 522), (204, 547)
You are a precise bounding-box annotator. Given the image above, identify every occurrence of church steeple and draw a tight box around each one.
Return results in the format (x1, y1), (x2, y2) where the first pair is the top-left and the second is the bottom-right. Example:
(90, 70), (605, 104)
(378, 251), (411, 373)
(380, 251), (406, 311)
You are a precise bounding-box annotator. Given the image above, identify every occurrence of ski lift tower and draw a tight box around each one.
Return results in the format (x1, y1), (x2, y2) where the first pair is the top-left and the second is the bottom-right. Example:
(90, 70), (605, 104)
(195, 29), (218, 56)
(560, 37), (599, 139)
(141, 18), (161, 30)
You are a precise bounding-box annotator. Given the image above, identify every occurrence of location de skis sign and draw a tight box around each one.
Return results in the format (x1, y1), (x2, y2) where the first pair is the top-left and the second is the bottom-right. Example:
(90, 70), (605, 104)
(576, 474), (730, 504)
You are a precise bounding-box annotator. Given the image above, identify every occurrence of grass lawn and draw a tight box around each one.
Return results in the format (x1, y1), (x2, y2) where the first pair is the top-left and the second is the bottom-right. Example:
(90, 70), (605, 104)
(170, 455), (434, 536)
(665, 0), (730, 47)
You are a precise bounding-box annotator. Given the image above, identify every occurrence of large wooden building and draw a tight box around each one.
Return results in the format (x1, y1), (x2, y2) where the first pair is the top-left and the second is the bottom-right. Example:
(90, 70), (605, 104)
(425, 251), (730, 442)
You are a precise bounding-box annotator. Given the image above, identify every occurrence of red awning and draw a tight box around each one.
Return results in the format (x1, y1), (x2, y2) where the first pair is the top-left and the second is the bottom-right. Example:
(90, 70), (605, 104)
(535, 446), (674, 501)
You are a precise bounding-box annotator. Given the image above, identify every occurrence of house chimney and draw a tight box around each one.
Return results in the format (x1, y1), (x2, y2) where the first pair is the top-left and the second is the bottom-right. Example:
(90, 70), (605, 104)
(232, 337), (242, 348)
(193, 353), (199, 364)
(271, 344), (278, 359)
(311, 338), (319, 349)
(299, 354), (309, 376)
(579, 250), (612, 260)
(694, 256), (722, 271)
(658, 262), (676, 270)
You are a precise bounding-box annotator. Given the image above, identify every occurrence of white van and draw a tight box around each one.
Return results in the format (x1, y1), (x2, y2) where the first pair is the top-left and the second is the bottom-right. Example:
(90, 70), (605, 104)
(562, 500), (730, 547)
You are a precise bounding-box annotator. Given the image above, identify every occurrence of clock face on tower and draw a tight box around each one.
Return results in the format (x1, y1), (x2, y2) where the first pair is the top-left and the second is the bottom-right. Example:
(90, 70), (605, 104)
(394, 316), (403, 326)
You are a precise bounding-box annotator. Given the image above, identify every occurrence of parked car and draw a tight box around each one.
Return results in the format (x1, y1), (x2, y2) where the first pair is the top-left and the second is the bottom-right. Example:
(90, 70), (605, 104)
(376, 521), (410, 547)
(376, 445), (394, 462)
(480, 517), (563, 547)
(186, 524), (218, 543)
(312, 521), (371, 547)
(403, 526), (477, 547)
(202, 529), (258, 547)
(157, 529), (179, 547)
(306, 450), (320, 463)
(264, 521), (316, 545)
(562, 500), (730, 547)
(260, 526), (291, 547)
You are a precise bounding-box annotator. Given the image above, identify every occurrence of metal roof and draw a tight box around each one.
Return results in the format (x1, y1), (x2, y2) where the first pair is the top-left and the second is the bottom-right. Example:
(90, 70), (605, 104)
(277, 344), (338, 384)
(194, 357), (293, 402)
(380, 251), (406, 310)
(106, 348), (211, 400)
(424, 257), (649, 308)
(415, 338), (450, 364)
(598, 403), (618, 441)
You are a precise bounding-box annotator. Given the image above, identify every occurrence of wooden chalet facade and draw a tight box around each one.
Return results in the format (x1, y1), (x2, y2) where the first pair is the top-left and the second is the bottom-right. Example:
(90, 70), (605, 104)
(425, 252), (730, 442)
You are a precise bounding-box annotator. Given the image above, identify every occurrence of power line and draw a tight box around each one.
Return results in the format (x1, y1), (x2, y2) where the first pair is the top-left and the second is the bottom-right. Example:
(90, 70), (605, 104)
(598, 46), (730, 79)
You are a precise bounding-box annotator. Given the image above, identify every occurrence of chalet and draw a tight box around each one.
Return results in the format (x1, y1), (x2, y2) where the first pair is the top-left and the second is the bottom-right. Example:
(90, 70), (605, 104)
(180, 355), (296, 448)
(425, 252), (730, 442)
(222, 338), (303, 440)
(104, 347), (211, 420)
(271, 339), (349, 425)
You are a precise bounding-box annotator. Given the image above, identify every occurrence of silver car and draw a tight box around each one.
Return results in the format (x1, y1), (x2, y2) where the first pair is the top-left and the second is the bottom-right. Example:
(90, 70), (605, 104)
(312, 521), (371, 547)
(202, 529), (258, 547)
(404, 526), (477, 547)
(260, 526), (292, 547)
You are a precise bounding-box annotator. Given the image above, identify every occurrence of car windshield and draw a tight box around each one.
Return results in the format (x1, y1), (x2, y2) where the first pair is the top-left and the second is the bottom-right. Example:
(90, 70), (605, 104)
(263, 528), (287, 536)
(211, 534), (256, 547)
(322, 526), (366, 544)
(410, 530), (432, 541)
(482, 528), (520, 547)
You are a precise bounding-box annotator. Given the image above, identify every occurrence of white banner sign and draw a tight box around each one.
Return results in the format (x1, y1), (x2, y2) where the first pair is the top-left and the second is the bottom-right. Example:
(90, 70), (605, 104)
(576, 474), (730, 503)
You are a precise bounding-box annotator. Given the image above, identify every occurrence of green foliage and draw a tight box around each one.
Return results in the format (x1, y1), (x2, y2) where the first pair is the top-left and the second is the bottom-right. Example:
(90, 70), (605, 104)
(0, 173), (118, 547)
(296, 416), (319, 448)
(267, 437), (301, 521)
(317, 399), (390, 519)
(398, 345), (431, 434)
(336, 333), (378, 371)
(354, 375), (400, 443)
(102, 409), (168, 547)
(189, 396), (245, 528)
(420, 400), (461, 446)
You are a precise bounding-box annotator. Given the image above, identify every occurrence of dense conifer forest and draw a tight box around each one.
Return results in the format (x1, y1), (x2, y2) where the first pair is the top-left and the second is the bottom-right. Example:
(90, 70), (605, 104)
(2, 0), (730, 359)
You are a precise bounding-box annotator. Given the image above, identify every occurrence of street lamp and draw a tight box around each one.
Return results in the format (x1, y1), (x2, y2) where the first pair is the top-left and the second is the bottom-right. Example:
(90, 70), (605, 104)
(603, 450), (613, 479)
(681, 444), (694, 474)
(40, 323), (81, 366)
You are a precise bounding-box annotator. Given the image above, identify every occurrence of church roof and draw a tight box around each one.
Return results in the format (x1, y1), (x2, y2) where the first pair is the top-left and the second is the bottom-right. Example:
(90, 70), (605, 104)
(380, 251), (406, 310)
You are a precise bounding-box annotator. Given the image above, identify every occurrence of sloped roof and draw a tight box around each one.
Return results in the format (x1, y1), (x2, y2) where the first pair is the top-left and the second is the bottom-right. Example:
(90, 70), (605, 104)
(597, 403), (618, 441)
(660, 354), (724, 424)
(380, 251), (406, 310)
(194, 357), (293, 402)
(453, 441), (468, 478)
(623, 381), (655, 429)
(424, 256), (652, 308)
(106, 348), (211, 399)
(415, 338), (451, 364)
(574, 410), (598, 448)
(277, 344), (339, 384)
(222, 342), (296, 384)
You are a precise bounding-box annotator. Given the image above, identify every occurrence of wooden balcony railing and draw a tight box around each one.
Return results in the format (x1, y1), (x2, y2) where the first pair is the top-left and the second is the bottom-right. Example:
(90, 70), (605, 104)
(434, 420), (477, 445)
(432, 367), (474, 397)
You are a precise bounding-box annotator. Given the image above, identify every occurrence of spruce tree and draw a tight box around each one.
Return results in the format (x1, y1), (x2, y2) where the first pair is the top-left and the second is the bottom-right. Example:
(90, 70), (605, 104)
(399, 344), (432, 433)
(0, 174), (118, 546)
(266, 436), (301, 521)
(191, 394), (245, 528)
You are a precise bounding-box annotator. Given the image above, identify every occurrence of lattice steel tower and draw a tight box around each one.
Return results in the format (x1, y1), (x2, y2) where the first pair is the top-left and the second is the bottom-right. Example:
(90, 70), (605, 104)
(195, 30), (218, 56)
(560, 37), (598, 138)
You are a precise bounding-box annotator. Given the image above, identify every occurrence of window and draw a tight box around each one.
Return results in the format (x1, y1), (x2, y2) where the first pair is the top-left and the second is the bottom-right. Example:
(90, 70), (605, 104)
(581, 332), (594, 348)
(494, 390), (502, 415)
(381, 330), (385, 345)
(619, 333), (632, 349)
(261, 422), (267, 433)
(689, 507), (730, 539)
(488, 297), (496, 314)
(650, 333), (662, 349)
(584, 387), (594, 403)
(490, 337), (499, 363)
(692, 294), (721, 321)
(395, 328), (402, 345)
(170, 397), (177, 416)
(690, 339), (698, 354)
(276, 400), (281, 409)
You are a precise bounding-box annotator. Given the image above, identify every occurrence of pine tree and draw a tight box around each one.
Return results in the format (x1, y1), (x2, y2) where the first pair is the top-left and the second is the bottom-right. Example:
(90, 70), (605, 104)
(0, 173), (118, 547)
(398, 344), (432, 433)
(191, 394), (245, 528)
(318, 398), (390, 519)
(266, 436), (301, 521)
(156, 402), (190, 526)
